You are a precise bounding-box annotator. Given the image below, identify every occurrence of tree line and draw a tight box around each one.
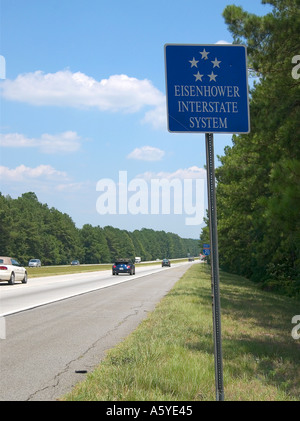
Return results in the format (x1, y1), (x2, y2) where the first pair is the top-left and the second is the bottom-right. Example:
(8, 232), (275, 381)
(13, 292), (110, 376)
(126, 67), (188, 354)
(201, 0), (300, 297)
(0, 192), (199, 265)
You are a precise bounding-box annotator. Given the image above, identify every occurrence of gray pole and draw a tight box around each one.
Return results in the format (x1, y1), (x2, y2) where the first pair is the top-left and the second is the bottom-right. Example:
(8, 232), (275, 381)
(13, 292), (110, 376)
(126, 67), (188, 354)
(205, 132), (224, 401)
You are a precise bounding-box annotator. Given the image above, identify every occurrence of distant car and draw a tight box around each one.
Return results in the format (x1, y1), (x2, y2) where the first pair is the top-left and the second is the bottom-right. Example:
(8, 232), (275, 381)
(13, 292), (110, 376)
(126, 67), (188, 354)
(28, 258), (41, 267)
(112, 259), (135, 275)
(71, 260), (80, 265)
(0, 256), (28, 285)
(162, 258), (171, 267)
(188, 257), (194, 262)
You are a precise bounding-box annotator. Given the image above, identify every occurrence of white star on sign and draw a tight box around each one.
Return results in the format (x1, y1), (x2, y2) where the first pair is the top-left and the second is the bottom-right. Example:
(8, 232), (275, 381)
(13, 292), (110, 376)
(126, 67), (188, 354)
(199, 48), (209, 60)
(211, 57), (221, 68)
(208, 71), (217, 81)
(189, 57), (199, 68)
(194, 71), (204, 81)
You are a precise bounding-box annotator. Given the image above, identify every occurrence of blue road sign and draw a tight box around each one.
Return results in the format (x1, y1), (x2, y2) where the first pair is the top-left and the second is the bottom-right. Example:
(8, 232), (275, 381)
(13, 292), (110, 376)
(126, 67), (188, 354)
(203, 243), (210, 255)
(164, 44), (250, 133)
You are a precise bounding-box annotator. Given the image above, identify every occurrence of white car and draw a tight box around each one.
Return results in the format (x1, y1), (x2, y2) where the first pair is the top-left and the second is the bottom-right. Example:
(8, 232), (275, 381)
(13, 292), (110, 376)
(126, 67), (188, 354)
(28, 258), (41, 267)
(0, 256), (28, 285)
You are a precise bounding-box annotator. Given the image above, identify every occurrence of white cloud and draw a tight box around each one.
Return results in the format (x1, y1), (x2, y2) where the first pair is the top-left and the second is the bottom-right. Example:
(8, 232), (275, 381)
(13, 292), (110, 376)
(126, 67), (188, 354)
(142, 101), (167, 130)
(137, 166), (206, 180)
(127, 146), (165, 161)
(55, 182), (87, 192)
(0, 164), (90, 197)
(0, 131), (81, 153)
(0, 164), (68, 181)
(215, 40), (231, 44)
(0, 71), (166, 129)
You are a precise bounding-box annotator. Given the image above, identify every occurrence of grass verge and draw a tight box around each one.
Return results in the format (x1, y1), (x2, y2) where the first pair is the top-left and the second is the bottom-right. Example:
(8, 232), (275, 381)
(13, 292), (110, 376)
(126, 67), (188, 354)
(62, 263), (300, 401)
(26, 264), (112, 278)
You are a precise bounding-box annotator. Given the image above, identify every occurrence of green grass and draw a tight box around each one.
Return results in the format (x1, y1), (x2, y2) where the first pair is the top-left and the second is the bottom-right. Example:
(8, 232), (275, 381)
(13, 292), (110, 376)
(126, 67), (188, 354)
(62, 264), (300, 401)
(26, 264), (112, 278)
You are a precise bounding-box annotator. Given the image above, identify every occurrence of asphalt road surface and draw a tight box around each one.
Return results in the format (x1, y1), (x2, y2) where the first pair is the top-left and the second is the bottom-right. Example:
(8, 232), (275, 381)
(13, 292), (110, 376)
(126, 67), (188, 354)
(0, 262), (196, 401)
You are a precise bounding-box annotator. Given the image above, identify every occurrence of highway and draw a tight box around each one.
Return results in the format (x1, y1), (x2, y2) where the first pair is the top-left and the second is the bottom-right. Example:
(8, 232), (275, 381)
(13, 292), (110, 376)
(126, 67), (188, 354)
(0, 261), (196, 401)
(0, 262), (189, 317)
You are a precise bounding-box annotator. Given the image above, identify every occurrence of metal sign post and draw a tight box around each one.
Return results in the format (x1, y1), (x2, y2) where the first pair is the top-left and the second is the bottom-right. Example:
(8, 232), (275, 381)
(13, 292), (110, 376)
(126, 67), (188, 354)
(205, 132), (224, 401)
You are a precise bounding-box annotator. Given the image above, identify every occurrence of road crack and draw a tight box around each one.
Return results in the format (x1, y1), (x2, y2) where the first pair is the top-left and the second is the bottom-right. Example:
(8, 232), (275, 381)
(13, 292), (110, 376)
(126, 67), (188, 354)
(26, 302), (146, 401)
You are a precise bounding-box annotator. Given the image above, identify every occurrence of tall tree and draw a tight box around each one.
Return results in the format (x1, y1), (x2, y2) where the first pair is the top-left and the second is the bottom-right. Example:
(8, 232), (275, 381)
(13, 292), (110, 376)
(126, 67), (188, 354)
(209, 0), (300, 295)
(81, 224), (111, 263)
(0, 192), (199, 266)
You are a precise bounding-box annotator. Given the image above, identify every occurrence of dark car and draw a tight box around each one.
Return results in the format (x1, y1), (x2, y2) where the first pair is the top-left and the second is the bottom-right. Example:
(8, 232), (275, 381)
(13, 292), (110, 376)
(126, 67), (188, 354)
(162, 258), (171, 267)
(112, 259), (135, 275)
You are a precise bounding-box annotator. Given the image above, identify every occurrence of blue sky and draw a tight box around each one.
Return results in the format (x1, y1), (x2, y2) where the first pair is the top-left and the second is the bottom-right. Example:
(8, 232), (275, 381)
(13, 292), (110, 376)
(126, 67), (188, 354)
(0, 0), (272, 238)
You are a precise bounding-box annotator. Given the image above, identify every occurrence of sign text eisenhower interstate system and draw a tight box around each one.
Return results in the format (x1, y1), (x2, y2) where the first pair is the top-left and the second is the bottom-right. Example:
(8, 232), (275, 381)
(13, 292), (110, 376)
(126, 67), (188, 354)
(164, 44), (250, 133)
